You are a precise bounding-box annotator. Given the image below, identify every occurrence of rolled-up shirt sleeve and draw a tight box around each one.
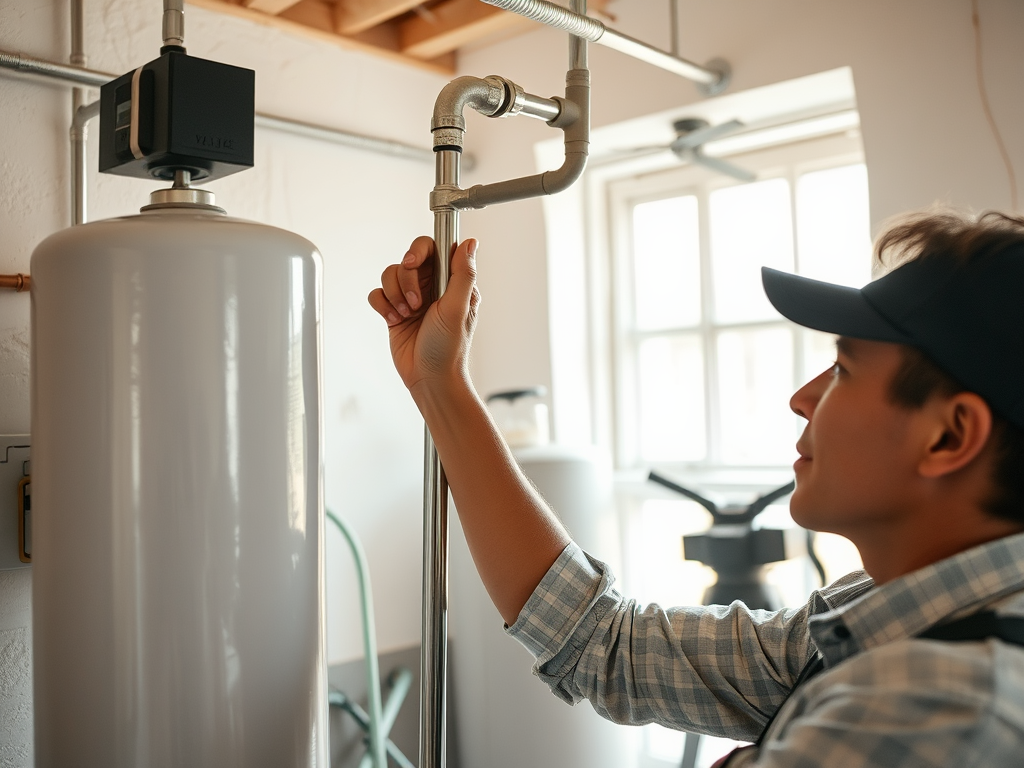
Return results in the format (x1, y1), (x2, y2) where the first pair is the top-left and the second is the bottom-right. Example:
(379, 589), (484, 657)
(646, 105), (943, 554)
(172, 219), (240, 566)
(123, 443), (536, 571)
(508, 542), (829, 740)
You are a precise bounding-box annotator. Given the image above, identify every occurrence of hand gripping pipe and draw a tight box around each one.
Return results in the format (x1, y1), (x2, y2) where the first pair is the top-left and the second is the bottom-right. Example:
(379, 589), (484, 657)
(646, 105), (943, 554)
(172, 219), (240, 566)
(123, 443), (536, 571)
(418, 5), (590, 768)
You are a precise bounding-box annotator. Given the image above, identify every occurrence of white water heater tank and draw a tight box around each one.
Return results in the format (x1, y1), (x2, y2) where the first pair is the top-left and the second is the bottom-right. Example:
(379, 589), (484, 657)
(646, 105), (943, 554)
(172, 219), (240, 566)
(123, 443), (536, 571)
(30, 198), (327, 767)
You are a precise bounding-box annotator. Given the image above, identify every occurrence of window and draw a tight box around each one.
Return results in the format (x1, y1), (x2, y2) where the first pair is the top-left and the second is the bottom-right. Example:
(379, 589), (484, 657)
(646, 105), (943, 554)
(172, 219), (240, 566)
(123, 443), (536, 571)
(602, 130), (872, 768)
(609, 133), (872, 472)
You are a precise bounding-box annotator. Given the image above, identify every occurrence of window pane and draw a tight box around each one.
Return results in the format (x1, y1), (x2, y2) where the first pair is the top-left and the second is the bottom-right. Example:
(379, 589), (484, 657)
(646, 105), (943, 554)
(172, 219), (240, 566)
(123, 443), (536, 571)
(631, 196), (701, 330)
(796, 164), (872, 287)
(717, 326), (798, 465)
(710, 178), (794, 324)
(638, 335), (706, 462)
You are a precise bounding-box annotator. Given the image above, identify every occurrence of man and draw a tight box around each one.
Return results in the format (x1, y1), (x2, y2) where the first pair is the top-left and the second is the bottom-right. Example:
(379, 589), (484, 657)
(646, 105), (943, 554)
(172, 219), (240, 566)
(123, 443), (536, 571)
(368, 209), (1024, 766)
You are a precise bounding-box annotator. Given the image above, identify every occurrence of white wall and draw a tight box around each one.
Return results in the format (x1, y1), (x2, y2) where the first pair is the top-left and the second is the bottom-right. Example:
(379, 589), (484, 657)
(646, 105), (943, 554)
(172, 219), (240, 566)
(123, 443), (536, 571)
(0, 1), (447, 761)
(457, 0), (1024, 409)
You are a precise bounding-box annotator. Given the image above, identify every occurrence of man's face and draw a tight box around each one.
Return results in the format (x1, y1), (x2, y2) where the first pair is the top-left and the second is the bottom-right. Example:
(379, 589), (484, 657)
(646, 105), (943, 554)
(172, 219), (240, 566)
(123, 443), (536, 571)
(788, 337), (926, 536)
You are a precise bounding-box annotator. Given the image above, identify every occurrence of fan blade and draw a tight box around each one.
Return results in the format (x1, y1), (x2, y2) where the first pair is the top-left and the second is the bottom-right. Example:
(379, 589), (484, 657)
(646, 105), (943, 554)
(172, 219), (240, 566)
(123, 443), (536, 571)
(691, 152), (756, 182)
(599, 145), (674, 162)
(671, 118), (745, 150)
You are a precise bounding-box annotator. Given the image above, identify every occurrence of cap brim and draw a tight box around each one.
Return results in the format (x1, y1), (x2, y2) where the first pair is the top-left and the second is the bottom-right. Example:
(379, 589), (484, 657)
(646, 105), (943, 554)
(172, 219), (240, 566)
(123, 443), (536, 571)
(761, 267), (911, 343)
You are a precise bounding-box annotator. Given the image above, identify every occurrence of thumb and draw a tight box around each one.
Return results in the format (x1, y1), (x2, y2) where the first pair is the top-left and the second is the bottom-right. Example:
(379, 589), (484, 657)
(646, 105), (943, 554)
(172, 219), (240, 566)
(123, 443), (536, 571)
(441, 238), (479, 320)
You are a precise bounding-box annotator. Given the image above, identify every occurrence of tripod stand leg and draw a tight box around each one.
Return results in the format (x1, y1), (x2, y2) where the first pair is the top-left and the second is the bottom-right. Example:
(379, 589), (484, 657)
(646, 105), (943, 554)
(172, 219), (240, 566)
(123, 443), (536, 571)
(680, 731), (701, 768)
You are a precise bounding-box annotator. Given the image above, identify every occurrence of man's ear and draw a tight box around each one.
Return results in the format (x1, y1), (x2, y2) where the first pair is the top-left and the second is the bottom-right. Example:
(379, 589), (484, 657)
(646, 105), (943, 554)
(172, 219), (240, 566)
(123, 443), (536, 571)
(918, 392), (993, 478)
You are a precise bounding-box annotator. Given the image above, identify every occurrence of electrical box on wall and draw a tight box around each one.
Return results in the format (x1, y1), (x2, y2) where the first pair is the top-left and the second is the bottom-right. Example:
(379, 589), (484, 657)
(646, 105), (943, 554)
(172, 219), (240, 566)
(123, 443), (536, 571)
(0, 436), (31, 570)
(98, 50), (255, 182)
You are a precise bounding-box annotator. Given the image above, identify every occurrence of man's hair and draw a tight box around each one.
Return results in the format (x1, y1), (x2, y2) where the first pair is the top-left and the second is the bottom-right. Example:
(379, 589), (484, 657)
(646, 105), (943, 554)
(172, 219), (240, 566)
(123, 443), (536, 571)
(876, 208), (1024, 525)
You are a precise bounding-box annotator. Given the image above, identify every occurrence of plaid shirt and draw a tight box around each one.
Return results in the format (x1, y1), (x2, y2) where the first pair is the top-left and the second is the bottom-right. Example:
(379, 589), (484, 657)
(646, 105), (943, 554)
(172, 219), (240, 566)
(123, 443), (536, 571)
(508, 531), (1024, 767)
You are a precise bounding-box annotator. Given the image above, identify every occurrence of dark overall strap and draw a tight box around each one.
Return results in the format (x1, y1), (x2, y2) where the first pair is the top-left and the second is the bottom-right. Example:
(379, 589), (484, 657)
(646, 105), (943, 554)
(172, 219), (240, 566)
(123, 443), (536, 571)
(918, 610), (1024, 645)
(745, 610), (1024, 753)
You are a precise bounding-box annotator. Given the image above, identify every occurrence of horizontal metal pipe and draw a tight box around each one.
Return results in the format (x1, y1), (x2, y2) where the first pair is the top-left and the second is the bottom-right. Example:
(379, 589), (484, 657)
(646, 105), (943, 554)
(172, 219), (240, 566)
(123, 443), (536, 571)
(599, 29), (718, 85)
(520, 93), (562, 122)
(254, 114), (434, 165)
(0, 49), (436, 165)
(0, 51), (109, 87)
(0, 274), (31, 292)
(479, 0), (724, 89)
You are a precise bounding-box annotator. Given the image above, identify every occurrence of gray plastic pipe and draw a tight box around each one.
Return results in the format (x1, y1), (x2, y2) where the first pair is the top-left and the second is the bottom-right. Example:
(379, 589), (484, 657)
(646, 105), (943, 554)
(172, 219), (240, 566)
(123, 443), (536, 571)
(71, 99), (100, 225)
(480, 0), (730, 94)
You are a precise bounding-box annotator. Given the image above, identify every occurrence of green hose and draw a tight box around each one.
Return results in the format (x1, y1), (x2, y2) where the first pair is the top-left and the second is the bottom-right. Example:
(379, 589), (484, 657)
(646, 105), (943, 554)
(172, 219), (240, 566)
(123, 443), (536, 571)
(327, 509), (387, 768)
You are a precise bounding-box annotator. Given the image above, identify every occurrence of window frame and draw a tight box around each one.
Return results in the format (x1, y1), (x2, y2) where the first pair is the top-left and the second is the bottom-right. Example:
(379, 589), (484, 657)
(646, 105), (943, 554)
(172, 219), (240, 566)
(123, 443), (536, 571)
(604, 132), (868, 473)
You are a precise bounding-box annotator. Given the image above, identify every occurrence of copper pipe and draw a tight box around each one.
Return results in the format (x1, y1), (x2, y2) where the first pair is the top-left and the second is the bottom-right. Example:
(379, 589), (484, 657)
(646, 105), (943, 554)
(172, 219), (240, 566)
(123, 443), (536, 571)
(0, 274), (31, 292)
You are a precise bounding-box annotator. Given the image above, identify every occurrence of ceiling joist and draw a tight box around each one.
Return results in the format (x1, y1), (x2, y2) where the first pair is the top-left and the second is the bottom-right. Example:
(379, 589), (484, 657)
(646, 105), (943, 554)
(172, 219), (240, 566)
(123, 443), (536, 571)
(187, 0), (613, 73)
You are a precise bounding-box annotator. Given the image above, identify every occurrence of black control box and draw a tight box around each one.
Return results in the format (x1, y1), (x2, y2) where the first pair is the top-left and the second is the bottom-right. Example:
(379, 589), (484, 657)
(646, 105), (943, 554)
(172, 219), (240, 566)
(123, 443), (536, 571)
(99, 51), (255, 182)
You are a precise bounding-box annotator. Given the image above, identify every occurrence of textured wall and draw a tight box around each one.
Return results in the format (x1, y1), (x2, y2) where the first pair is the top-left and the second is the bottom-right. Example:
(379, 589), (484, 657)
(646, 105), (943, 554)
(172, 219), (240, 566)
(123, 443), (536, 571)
(0, 571), (31, 768)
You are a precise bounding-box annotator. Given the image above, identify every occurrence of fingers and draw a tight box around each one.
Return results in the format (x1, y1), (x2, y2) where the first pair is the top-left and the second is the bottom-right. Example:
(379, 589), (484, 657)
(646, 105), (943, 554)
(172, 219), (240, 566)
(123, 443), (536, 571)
(399, 236), (435, 312)
(368, 236), (436, 325)
(367, 285), (402, 326)
(367, 236), (479, 328)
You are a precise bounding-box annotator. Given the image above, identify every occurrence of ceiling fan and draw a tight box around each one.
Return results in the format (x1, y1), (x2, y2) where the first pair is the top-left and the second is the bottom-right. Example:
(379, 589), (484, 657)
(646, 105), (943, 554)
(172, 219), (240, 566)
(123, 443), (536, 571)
(666, 117), (756, 182)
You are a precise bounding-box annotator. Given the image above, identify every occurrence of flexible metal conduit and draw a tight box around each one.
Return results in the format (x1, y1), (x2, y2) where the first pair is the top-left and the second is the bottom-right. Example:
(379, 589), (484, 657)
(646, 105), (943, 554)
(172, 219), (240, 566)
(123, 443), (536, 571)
(480, 0), (730, 94)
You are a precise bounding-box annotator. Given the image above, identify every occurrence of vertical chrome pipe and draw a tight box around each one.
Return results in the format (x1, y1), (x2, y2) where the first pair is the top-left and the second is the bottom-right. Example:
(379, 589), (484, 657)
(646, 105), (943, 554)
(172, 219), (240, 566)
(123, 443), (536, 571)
(570, 0), (588, 70)
(163, 0), (185, 49)
(70, 0), (88, 225)
(420, 148), (459, 768)
(420, 6), (587, 766)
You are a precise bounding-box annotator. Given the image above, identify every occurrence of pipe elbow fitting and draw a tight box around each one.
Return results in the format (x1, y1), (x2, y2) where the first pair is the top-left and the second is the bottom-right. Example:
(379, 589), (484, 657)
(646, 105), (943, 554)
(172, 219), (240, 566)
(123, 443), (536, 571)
(431, 76), (505, 132)
(541, 148), (588, 195)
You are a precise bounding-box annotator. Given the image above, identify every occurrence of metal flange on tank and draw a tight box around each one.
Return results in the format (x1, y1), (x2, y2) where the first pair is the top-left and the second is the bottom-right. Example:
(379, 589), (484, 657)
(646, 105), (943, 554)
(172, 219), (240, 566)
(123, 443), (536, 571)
(30, 4), (328, 766)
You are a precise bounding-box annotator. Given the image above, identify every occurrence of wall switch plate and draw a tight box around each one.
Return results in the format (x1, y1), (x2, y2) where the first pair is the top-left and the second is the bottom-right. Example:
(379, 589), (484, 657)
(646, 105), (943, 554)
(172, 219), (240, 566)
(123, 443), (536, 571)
(0, 435), (30, 571)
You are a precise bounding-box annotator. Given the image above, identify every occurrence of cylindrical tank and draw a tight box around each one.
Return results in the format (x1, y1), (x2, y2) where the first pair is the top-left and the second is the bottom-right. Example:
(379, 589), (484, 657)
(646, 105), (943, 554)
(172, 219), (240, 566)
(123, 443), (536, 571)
(450, 443), (636, 768)
(30, 200), (327, 767)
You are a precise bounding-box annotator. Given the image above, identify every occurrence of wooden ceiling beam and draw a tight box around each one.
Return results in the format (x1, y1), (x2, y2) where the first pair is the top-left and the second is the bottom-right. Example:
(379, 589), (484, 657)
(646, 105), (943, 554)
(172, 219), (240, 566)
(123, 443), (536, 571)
(399, 0), (615, 60)
(185, 0), (455, 74)
(399, 0), (529, 60)
(336, 0), (425, 36)
(243, 0), (305, 16)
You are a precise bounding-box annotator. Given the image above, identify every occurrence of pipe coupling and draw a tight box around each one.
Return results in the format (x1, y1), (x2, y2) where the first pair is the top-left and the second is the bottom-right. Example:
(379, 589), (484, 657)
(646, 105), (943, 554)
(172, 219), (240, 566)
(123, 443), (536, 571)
(483, 75), (526, 119)
(163, 0), (185, 49)
(429, 186), (471, 211)
(432, 128), (465, 151)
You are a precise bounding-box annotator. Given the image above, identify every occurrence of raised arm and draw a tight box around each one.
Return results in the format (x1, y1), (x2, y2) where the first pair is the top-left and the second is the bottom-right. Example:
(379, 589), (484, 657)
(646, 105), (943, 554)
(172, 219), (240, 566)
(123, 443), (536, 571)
(368, 236), (571, 625)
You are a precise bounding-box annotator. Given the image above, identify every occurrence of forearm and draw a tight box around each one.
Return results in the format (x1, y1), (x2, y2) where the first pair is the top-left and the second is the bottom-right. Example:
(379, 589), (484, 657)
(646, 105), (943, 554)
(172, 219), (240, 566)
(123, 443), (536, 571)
(412, 376), (571, 626)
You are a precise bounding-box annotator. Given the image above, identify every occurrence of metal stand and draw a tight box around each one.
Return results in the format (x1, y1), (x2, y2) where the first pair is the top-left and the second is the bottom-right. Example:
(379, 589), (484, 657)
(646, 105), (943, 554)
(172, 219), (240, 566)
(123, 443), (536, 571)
(647, 474), (796, 768)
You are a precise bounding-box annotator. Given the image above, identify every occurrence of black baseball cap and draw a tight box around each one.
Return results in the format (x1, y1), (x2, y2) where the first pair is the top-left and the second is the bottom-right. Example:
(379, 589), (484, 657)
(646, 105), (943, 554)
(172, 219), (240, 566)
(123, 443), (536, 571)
(761, 244), (1024, 430)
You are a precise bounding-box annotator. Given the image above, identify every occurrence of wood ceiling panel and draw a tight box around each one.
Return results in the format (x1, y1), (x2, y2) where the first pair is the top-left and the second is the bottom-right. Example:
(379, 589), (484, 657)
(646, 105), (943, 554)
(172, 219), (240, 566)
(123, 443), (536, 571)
(187, 0), (615, 74)
(399, 0), (531, 59)
(336, 0), (424, 35)
(243, 0), (305, 15)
